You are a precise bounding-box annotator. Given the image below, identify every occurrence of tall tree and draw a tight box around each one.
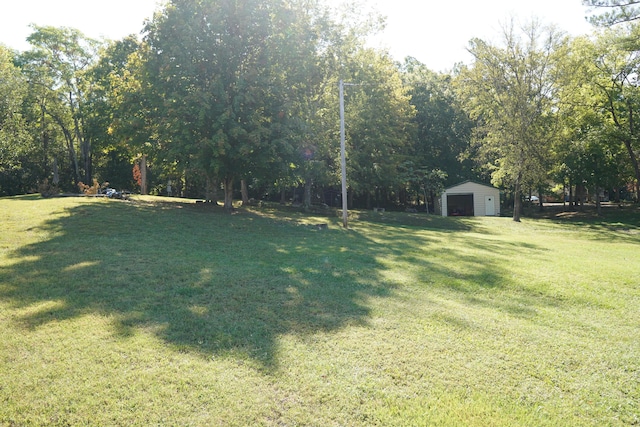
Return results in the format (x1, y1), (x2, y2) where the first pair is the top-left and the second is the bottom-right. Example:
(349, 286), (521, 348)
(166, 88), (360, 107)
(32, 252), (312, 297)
(142, 0), (326, 210)
(584, 0), (640, 25)
(401, 57), (474, 199)
(20, 26), (100, 186)
(561, 30), (640, 201)
(456, 21), (566, 221)
(339, 49), (415, 209)
(281, 3), (345, 209)
(0, 46), (33, 195)
(87, 36), (145, 190)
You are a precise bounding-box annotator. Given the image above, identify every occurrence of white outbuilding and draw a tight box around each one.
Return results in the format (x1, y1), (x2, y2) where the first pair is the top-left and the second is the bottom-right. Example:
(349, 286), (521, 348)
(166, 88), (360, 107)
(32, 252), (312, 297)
(439, 181), (500, 217)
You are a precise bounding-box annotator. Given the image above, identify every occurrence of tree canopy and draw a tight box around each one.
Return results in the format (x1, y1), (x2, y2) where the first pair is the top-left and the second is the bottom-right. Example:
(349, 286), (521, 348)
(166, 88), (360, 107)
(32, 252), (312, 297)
(1, 1), (639, 215)
(584, 0), (640, 25)
(456, 21), (567, 220)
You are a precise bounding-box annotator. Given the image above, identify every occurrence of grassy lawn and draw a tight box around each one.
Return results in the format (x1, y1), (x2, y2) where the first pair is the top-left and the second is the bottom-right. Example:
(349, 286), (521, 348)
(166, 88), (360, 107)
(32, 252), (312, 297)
(1, 195), (638, 426)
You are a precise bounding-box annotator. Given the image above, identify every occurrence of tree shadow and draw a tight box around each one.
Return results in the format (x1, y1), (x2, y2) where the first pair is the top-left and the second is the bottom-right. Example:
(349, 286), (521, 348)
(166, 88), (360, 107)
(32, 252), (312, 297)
(1, 199), (396, 371)
(525, 204), (640, 243)
(340, 216), (558, 326)
(1, 198), (564, 371)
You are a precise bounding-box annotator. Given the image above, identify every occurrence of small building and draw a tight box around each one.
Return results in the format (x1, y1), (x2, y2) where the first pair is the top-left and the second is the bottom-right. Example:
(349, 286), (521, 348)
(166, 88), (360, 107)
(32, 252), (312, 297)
(439, 181), (500, 217)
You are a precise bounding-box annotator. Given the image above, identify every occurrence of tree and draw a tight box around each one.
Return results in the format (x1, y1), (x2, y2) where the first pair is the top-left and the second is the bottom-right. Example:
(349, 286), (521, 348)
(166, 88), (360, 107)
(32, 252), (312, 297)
(0, 45), (33, 195)
(20, 26), (101, 187)
(337, 48), (414, 209)
(401, 57), (474, 193)
(584, 0), (640, 26)
(285, 5), (348, 209)
(238, 0), (339, 209)
(553, 34), (634, 207)
(84, 36), (144, 191)
(400, 162), (447, 212)
(142, 0), (331, 210)
(456, 20), (566, 221)
(566, 30), (640, 201)
(281, 3), (392, 210)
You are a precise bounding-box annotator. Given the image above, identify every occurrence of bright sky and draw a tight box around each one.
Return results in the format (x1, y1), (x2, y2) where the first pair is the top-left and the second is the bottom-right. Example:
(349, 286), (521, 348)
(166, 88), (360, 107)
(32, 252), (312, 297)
(0, 0), (594, 72)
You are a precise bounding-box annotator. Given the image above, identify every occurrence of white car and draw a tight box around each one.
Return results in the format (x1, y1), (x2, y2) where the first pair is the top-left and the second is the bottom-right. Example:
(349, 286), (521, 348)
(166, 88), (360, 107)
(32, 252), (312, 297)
(525, 195), (539, 203)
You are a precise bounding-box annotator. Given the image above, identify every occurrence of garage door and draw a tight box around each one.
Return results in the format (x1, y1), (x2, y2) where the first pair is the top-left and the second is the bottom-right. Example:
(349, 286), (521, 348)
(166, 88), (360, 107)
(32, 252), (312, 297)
(447, 194), (474, 216)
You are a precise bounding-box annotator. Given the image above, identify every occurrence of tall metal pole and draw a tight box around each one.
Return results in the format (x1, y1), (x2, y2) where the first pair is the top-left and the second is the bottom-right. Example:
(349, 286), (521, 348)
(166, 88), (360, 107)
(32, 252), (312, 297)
(339, 80), (348, 228)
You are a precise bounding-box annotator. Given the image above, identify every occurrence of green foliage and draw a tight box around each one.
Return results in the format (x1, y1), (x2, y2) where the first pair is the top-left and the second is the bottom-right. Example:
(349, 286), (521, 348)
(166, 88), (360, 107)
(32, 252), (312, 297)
(584, 0), (640, 25)
(85, 37), (141, 187)
(0, 46), (33, 195)
(19, 26), (102, 187)
(456, 21), (567, 220)
(557, 29), (640, 200)
(6, 1), (640, 211)
(339, 49), (415, 204)
(141, 0), (332, 209)
(402, 57), (475, 186)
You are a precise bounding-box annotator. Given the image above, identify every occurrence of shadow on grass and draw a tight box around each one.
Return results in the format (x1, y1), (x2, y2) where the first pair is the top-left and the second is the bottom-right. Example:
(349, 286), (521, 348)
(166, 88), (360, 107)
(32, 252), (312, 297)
(1, 199), (400, 371)
(523, 204), (640, 242)
(0, 197), (564, 369)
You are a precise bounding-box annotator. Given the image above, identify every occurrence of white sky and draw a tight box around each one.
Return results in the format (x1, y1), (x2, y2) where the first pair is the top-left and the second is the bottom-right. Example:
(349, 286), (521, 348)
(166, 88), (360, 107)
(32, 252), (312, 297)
(0, 0), (594, 72)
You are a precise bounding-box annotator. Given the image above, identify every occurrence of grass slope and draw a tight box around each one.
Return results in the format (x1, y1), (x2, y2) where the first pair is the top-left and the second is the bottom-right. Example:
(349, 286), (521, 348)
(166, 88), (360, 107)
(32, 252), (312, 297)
(1, 195), (638, 426)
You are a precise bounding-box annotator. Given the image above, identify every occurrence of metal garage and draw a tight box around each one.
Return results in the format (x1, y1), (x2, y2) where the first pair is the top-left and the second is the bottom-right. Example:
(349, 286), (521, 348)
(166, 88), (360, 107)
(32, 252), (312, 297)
(439, 181), (500, 217)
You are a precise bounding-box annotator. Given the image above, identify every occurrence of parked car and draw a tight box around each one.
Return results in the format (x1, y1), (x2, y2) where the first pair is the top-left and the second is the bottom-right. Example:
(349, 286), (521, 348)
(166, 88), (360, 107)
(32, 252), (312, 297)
(525, 195), (539, 204)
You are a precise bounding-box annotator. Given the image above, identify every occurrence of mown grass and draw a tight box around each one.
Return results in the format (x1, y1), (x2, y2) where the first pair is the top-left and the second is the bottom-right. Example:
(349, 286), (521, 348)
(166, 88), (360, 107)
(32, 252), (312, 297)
(1, 195), (638, 426)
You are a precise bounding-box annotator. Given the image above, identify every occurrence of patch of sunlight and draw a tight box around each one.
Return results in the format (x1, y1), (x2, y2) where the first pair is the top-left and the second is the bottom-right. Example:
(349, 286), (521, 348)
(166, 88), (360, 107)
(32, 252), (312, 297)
(284, 286), (303, 307)
(196, 268), (213, 285)
(188, 305), (208, 316)
(378, 262), (413, 286)
(20, 300), (66, 317)
(377, 257), (416, 285)
(281, 268), (311, 286)
(63, 261), (100, 272)
(1, 255), (40, 267)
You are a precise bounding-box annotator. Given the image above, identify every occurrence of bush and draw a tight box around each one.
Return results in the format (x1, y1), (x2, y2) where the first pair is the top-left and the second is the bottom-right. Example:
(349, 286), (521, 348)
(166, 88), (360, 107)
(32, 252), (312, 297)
(39, 179), (60, 198)
(78, 179), (105, 195)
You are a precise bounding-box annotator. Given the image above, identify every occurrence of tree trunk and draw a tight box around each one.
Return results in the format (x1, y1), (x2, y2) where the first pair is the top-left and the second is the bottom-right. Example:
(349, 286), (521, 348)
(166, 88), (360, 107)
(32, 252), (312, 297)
(537, 187), (543, 212)
(47, 110), (79, 184)
(280, 187), (286, 204)
(223, 177), (234, 212)
(622, 139), (640, 202)
(205, 176), (218, 203)
(62, 126), (79, 185)
(70, 91), (91, 185)
(140, 155), (148, 195)
(52, 158), (59, 186)
(425, 189), (430, 214)
(41, 103), (48, 170)
(576, 185), (585, 208)
(241, 179), (249, 205)
(303, 179), (312, 209)
(513, 179), (522, 222)
(569, 182), (575, 209)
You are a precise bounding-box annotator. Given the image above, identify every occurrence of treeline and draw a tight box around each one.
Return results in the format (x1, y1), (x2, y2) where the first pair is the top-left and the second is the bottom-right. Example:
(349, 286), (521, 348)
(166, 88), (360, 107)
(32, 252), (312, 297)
(1, 0), (639, 219)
